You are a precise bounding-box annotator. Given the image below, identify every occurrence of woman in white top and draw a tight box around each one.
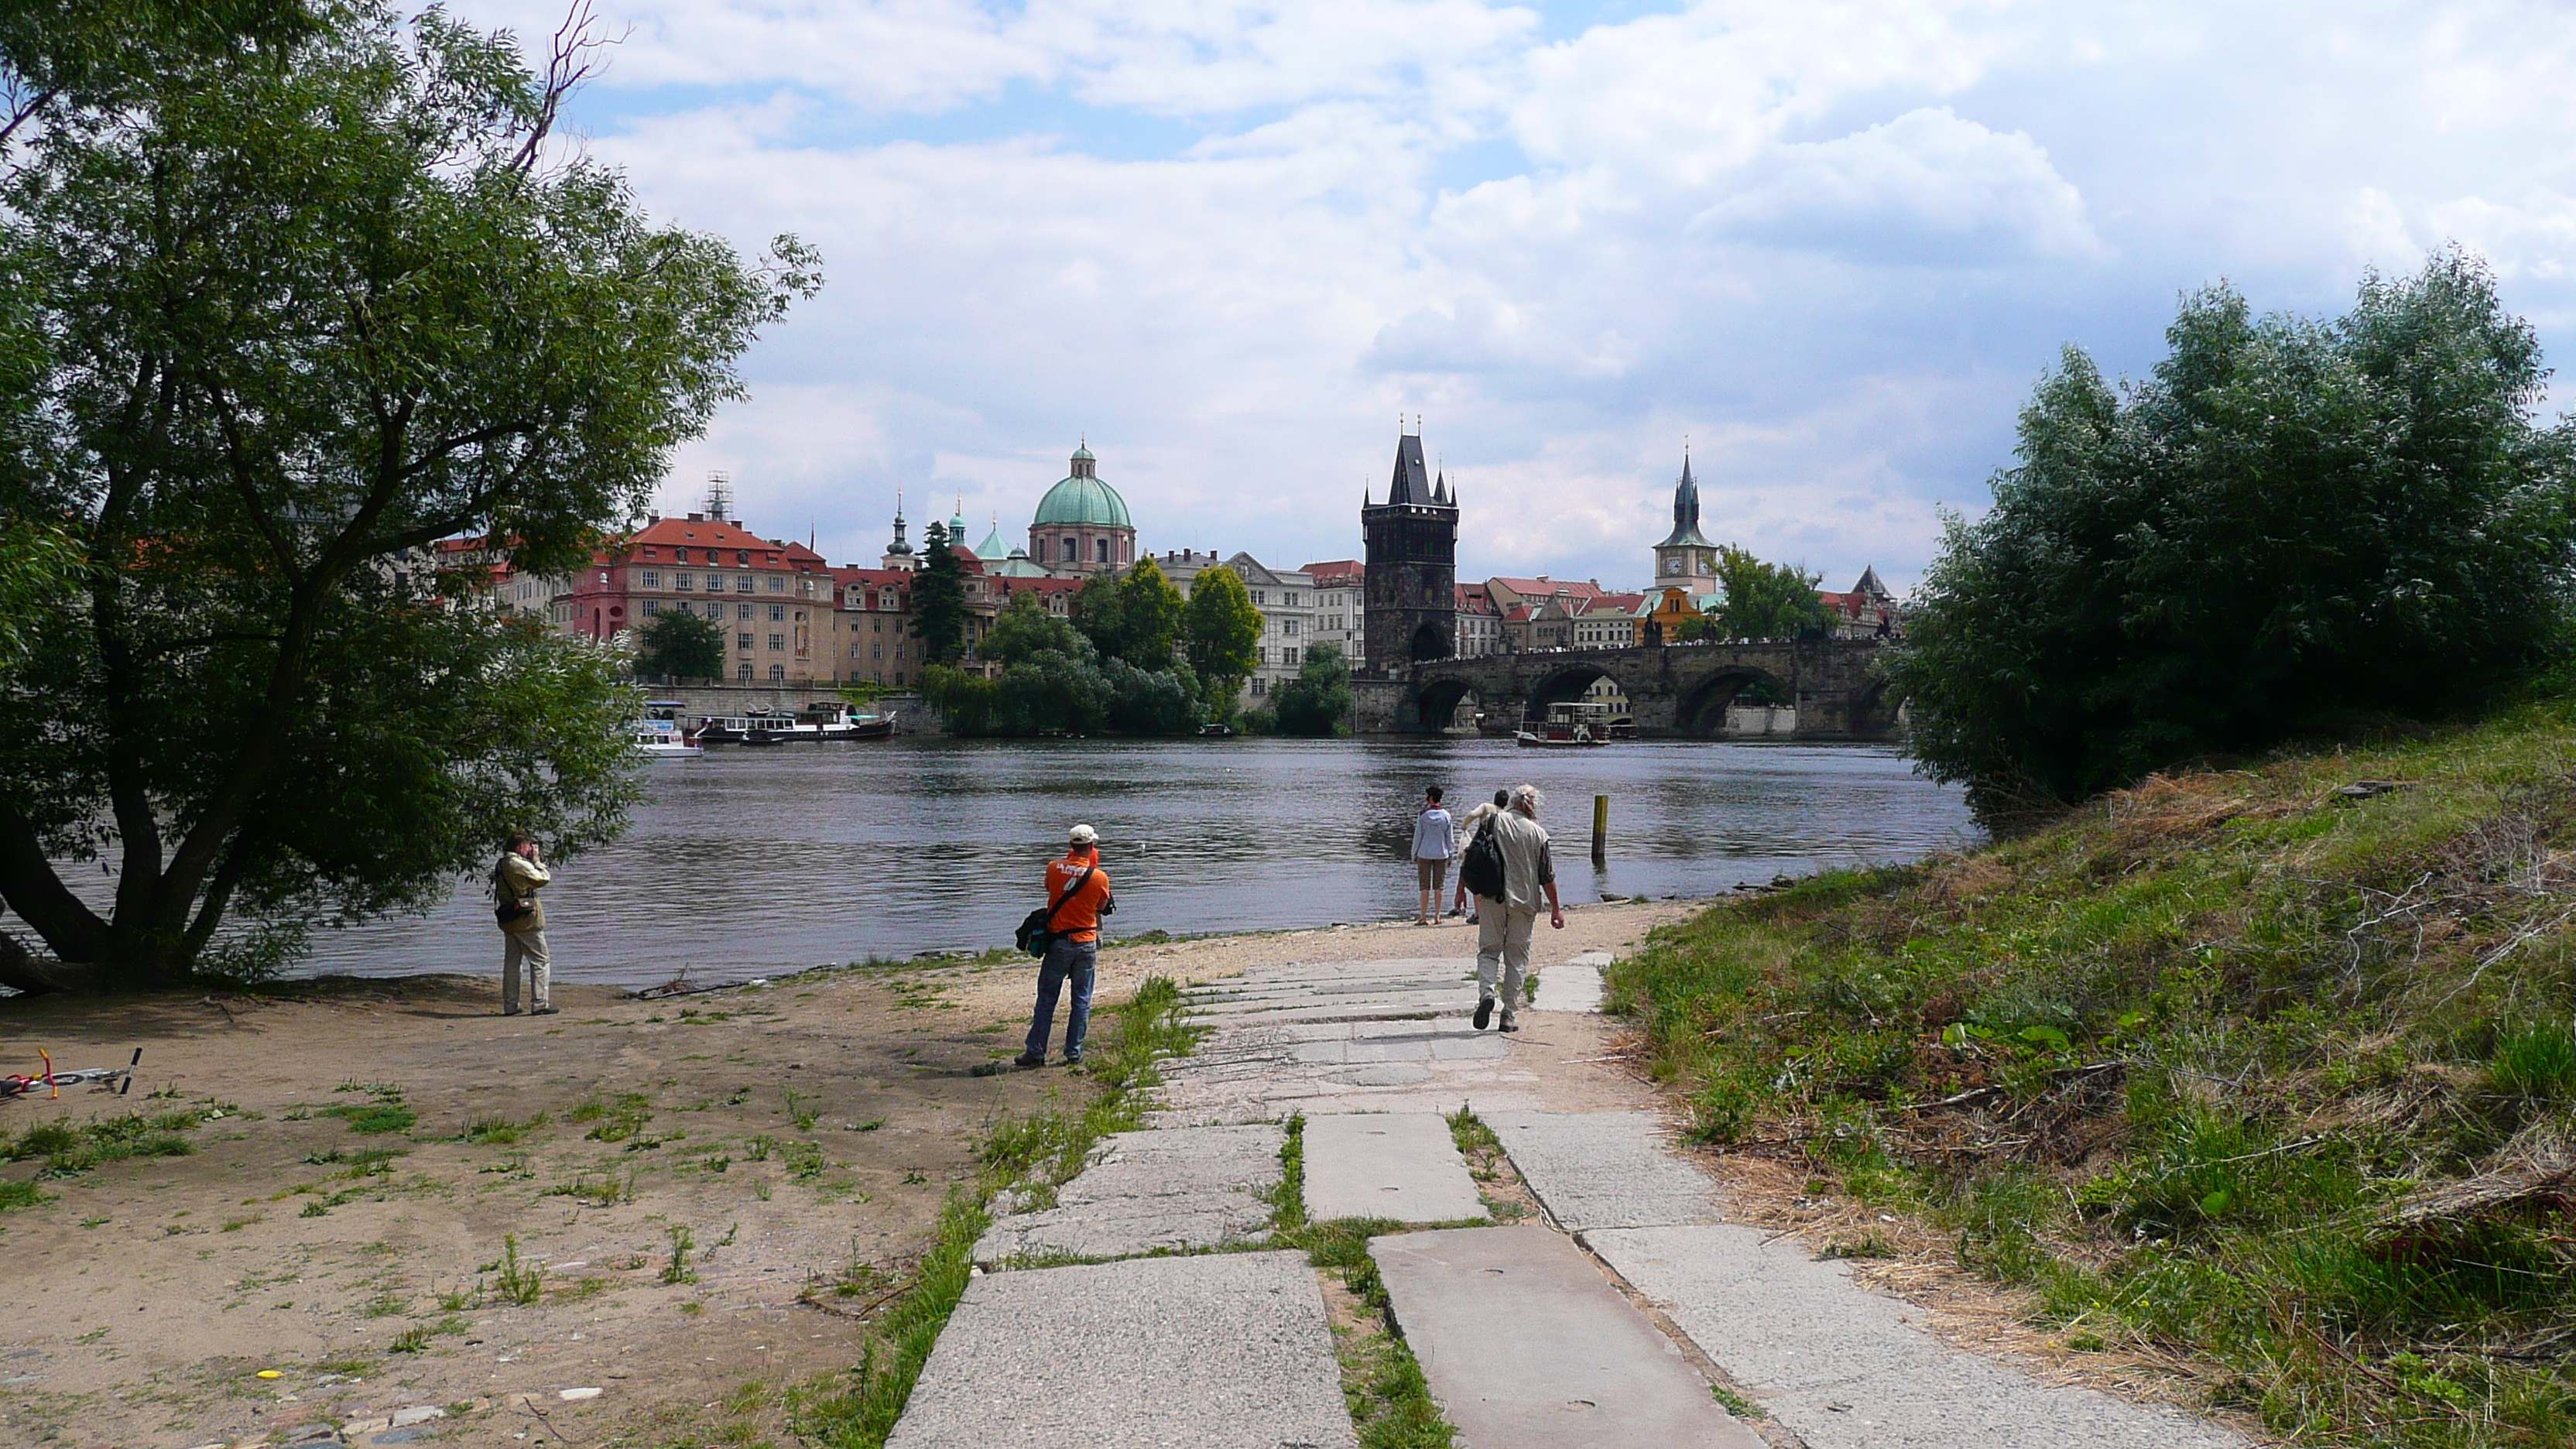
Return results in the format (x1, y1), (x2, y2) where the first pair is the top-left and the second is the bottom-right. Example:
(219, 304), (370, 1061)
(1410, 786), (1457, 925)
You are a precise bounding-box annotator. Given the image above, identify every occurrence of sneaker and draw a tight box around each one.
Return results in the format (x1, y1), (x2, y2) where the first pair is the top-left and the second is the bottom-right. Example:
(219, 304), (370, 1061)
(1012, 1053), (1045, 1069)
(531, 1005), (559, 1016)
(1499, 1013), (1520, 1033)
(1063, 1053), (1084, 1067)
(1472, 998), (1493, 1031)
(502, 1007), (522, 1017)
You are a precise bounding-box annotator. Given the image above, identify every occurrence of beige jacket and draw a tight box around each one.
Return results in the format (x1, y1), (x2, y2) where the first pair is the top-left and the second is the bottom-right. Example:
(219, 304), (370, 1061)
(495, 852), (550, 933)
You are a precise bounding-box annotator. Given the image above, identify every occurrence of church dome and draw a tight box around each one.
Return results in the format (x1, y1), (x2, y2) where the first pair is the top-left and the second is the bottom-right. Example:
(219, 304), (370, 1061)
(1031, 444), (1132, 529)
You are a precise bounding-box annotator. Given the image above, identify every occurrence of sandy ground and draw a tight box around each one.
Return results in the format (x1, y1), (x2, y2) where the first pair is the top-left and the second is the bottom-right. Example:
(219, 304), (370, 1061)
(0, 899), (1699, 1449)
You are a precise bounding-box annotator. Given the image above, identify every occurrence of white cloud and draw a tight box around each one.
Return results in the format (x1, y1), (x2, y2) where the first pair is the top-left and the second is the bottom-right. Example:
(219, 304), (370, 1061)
(447, 0), (2576, 593)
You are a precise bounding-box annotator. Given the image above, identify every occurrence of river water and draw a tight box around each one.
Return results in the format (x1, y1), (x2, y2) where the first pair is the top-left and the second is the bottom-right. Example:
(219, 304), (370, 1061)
(275, 737), (1975, 988)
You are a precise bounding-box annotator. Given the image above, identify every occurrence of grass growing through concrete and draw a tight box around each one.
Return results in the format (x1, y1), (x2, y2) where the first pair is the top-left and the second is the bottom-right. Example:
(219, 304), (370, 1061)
(1270, 1113), (1462, 1449)
(1609, 699), (2576, 1447)
(789, 976), (1201, 1449)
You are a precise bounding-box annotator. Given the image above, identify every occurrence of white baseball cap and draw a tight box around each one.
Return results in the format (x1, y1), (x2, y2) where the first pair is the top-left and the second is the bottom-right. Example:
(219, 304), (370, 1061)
(1068, 824), (1099, 845)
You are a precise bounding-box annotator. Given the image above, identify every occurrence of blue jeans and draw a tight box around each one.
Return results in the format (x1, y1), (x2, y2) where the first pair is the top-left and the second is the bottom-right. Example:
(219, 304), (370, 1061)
(1026, 937), (1096, 1060)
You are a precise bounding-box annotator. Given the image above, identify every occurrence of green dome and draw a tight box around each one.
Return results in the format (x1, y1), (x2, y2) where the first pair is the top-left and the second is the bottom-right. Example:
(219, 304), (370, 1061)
(1033, 476), (1130, 528)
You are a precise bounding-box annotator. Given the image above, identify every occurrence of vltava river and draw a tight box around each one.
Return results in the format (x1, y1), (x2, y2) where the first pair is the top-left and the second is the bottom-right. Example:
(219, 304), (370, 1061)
(299, 737), (1975, 987)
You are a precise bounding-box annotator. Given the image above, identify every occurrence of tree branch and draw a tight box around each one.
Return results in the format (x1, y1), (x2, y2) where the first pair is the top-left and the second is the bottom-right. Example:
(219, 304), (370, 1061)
(509, 1), (619, 175)
(0, 803), (111, 962)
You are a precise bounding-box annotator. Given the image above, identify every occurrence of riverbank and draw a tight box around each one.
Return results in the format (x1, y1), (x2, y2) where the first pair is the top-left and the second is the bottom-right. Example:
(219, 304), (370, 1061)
(1608, 701), (2576, 1447)
(0, 900), (1692, 1447)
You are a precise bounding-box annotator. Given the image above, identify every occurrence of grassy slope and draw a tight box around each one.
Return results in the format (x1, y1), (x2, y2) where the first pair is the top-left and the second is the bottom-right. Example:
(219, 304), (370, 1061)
(1612, 701), (2576, 1447)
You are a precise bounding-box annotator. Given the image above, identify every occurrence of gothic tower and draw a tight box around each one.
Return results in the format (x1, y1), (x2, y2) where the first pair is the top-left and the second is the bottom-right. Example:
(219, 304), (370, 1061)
(1653, 449), (1718, 584)
(1363, 425), (1459, 668)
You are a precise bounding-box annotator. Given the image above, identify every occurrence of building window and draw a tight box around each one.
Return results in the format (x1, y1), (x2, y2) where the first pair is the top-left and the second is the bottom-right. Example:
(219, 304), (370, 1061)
(673, 573), (692, 591)
(769, 603), (785, 622)
(735, 575), (754, 594)
(642, 600), (659, 615)
(1284, 647), (1299, 665)
(642, 546), (659, 560)
(872, 618), (882, 633)
(872, 643), (882, 659)
(736, 550), (750, 565)
(769, 665), (785, 681)
(704, 601), (724, 620)
(675, 548), (690, 564)
(1283, 619), (1300, 636)
(769, 633), (785, 652)
(1097, 537), (1110, 564)
(737, 663), (752, 680)
(1252, 590), (1266, 605)
(738, 632), (754, 650)
(738, 603), (754, 620)
(768, 576), (786, 593)
(640, 571), (660, 588)
(1252, 677), (1266, 695)
(1063, 536), (1075, 560)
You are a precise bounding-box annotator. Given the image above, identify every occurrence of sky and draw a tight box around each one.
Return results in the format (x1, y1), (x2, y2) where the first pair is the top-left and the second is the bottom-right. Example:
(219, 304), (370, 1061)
(451, 0), (2576, 593)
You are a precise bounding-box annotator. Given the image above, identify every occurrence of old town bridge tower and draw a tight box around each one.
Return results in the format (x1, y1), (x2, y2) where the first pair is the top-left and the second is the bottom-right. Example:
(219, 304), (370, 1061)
(1363, 425), (1458, 666)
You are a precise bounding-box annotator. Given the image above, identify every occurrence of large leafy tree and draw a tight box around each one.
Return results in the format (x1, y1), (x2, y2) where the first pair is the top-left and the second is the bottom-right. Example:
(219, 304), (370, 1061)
(1708, 546), (1834, 641)
(908, 521), (969, 665)
(0, 3), (818, 991)
(635, 607), (724, 680)
(1270, 642), (1352, 737)
(1185, 565), (1262, 705)
(1115, 557), (1187, 666)
(1888, 252), (2576, 822)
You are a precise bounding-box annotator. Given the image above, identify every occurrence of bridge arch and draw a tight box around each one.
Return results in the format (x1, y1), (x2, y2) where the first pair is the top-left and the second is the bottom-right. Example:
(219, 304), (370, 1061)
(1408, 623), (1451, 662)
(1410, 677), (1484, 733)
(1676, 666), (1795, 736)
(1845, 677), (1906, 738)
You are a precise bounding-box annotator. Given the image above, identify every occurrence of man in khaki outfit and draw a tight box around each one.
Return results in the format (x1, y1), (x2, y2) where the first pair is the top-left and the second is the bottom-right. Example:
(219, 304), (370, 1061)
(492, 831), (556, 1016)
(1469, 783), (1564, 1033)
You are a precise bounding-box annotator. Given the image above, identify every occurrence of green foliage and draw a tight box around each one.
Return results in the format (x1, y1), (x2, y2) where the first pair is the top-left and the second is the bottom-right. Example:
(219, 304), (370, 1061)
(1608, 701), (2576, 1446)
(1708, 546), (1834, 642)
(1185, 565), (1263, 704)
(0, 0), (817, 988)
(0, 520), (81, 681)
(929, 590), (1203, 737)
(981, 589), (1084, 665)
(1889, 253), (2576, 822)
(634, 606), (726, 680)
(1270, 642), (1353, 737)
(907, 522), (970, 666)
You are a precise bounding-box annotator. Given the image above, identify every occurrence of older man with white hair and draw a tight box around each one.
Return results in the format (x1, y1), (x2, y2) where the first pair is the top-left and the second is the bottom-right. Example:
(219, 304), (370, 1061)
(1467, 783), (1563, 1032)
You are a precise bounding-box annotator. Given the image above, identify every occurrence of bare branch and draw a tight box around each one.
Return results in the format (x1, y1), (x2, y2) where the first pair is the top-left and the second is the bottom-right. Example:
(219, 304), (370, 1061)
(509, 1), (622, 175)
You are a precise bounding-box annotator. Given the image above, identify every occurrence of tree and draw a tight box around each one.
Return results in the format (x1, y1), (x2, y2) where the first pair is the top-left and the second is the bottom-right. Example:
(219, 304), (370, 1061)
(984, 588), (1086, 665)
(1887, 252), (2576, 823)
(1270, 642), (1353, 737)
(1115, 557), (1187, 666)
(1186, 565), (1262, 705)
(1068, 571), (1127, 659)
(635, 607), (725, 680)
(909, 521), (970, 666)
(0, 3), (818, 992)
(1708, 547), (1835, 641)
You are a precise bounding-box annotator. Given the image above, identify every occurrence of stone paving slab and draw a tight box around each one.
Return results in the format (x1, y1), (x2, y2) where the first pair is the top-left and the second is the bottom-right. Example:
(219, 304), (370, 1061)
(971, 1124), (1283, 1266)
(1488, 1112), (1724, 1230)
(1303, 1113), (1488, 1224)
(1372, 1225), (1762, 1449)
(1586, 1225), (2247, 1449)
(1534, 950), (1610, 1013)
(886, 1251), (1356, 1449)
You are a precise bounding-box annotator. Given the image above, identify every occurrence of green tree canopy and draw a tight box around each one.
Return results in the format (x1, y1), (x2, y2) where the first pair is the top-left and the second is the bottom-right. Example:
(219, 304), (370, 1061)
(908, 521), (969, 666)
(1114, 557), (1187, 666)
(1270, 642), (1353, 737)
(635, 606), (725, 680)
(1185, 564), (1262, 704)
(1708, 547), (1835, 641)
(1887, 251), (2576, 822)
(0, 2), (817, 991)
(985, 587), (1091, 666)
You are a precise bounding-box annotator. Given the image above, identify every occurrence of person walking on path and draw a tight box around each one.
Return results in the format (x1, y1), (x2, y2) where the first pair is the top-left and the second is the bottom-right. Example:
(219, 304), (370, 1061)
(1468, 783), (1563, 1032)
(1017, 823), (1115, 1068)
(1451, 789), (1509, 922)
(492, 832), (555, 1016)
(1410, 786), (1458, 925)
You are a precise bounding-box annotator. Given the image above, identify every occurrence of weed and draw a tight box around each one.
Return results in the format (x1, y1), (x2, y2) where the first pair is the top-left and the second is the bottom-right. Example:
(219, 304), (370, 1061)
(221, 1215), (261, 1232)
(746, 1135), (775, 1161)
(495, 1235), (544, 1306)
(662, 1225), (699, 1284)
(783, 1141), (827, 1181)
(581, 1093), (654, 1143)
(465, 1112), (545, 1146)
(851, 1118), (886, 1132)
(704, 1155), (731, 1174)
(542, 1174), (629, 1208)
(437, 1289), (473, 1312)
(784, 1088), (819, 1131)
(389, 1326), (431, 1353)
(755, 1180), (772, 1202)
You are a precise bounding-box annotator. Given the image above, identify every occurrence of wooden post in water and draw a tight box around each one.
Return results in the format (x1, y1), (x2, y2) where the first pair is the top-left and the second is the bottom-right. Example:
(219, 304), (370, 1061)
(1591, 794), (1608, 865)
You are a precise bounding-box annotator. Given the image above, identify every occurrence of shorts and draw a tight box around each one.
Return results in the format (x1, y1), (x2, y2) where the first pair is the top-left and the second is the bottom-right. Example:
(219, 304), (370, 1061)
(1416, 858), (1449, 891)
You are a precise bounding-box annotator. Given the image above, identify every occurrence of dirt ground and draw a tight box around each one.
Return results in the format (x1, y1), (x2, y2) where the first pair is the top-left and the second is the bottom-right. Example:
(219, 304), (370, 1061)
(0, 899), (1700, 1449)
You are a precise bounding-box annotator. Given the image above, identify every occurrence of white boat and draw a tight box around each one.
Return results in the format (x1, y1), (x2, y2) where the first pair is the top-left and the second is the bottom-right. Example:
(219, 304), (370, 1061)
(1515, 700), (1614, 748)
(630, 724), (702, 758)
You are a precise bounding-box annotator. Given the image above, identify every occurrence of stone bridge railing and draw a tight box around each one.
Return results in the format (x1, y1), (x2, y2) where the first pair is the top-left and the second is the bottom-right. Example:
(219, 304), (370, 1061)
(1350, 638), (1899, 739)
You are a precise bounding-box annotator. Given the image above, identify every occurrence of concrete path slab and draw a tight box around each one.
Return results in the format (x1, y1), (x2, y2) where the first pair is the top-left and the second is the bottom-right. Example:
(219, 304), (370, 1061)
(1488, 1112), (1724, 1230)
(886, 1251), (1356, 1449)
(1533, 950), (1609, 1013)
(1153, 1012), (1547, 1128)
(1303, 1113), (1487, 1224)
(1586, 1225), (2247, 1449)
(1372, 1225), (1762, 1449)
(971, 1124), (1282, 1267)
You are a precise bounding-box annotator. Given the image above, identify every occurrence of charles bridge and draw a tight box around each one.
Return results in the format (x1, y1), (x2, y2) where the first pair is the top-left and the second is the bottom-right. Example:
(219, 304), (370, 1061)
(1351, 638), (1900, 738)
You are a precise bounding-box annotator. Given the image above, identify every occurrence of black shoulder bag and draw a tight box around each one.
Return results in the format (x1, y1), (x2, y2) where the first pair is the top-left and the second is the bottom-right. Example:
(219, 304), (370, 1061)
(1016, 867), (1096, 957)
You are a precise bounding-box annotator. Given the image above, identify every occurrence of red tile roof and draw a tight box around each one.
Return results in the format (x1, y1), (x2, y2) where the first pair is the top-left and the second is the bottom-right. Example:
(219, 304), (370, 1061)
(1301, 559), (1364, 584)
(1488, 576), (1606, 601)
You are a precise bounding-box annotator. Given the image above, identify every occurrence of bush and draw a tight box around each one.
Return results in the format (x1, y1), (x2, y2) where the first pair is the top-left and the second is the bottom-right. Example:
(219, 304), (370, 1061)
(1889, 251), (2576, 822)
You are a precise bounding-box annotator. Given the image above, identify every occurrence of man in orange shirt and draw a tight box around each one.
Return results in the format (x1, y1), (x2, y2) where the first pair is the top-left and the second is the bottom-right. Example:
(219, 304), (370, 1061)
(1016, 823), (1115, 1067)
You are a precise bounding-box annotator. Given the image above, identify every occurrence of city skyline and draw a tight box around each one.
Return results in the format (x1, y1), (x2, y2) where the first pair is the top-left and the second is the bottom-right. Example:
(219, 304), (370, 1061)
(447, 0), (2576, 592)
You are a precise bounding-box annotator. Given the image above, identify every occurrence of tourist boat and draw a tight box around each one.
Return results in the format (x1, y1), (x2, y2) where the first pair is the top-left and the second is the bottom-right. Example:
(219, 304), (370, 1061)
(1514, 700), (1614, 748)
(631, 728), (702, 758)
(1196, 723), (1235, 738)
(846, 712), (896, 740)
